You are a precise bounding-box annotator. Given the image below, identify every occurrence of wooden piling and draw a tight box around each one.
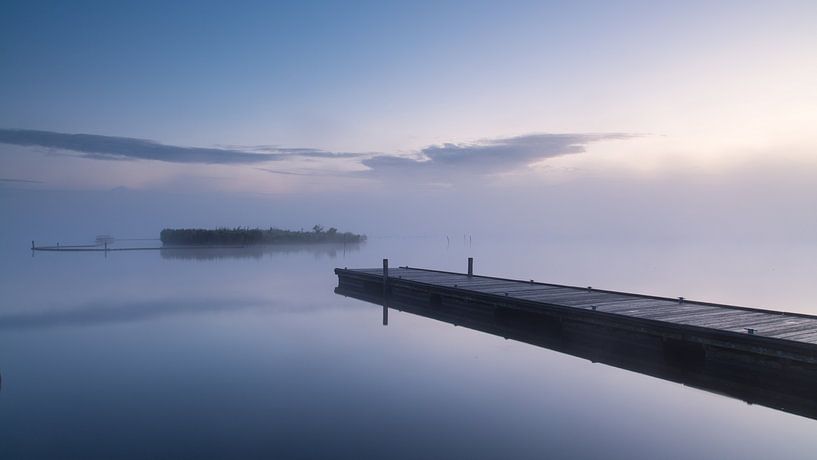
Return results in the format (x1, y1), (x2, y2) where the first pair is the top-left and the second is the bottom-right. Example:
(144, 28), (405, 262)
(382, 258), (389, 298)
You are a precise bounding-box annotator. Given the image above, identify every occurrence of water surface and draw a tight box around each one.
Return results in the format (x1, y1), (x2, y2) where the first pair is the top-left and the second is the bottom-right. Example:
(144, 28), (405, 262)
(1, 237), (816, 459)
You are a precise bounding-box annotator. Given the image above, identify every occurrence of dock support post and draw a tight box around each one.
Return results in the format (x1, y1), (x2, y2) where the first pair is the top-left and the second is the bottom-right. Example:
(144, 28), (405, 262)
(382, 258), (389, 297)
(382, 259), (390, 325)
(468, 257), (473, 277)
(31, 240), (34, 250)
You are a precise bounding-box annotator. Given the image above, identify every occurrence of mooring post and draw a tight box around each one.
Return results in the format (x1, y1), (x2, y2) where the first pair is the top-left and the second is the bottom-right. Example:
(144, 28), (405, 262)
(467, 257), (473, 277)
(382, 258), (389, 297)
(382, 305), (389, 326)
(31, 240), (35, 250)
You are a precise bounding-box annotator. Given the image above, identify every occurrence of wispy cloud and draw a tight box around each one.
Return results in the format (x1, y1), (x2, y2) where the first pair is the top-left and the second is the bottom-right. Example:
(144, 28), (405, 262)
(254, 168), (352, 177)
(231, 145), (363, 159)
(361, 133), (636, 177)
(0, 129), (354, 165)
(0, 129), (637, 178)
(0, 177), (43, 184)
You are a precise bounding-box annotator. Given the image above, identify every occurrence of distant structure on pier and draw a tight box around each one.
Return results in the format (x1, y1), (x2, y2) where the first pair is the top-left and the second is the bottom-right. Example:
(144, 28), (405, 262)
(95, 235), (114, 246)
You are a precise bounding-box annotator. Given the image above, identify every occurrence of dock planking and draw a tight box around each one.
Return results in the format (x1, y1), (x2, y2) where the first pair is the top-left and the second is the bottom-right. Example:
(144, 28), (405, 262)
(335, 264), (817, 365)
(334, 283), (817, 421)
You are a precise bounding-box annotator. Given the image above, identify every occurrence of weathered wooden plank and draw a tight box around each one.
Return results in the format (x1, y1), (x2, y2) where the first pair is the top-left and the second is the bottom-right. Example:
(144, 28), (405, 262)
(638, 312), (780, 331)
(514, 291), (619, 303)
(400, 276), (482, 286)
(424, 281), (518, 290)
(769, 324), (817, 339)
(407, 274), (470, 281)
(620, 302), (714, 315)
(392, 269), (460, 277)
(635, 305), (743, 320)
(763, 325), (817, 338)
(397, 273), (470, 282)
(399, 273), (472, 282)
(524, 295), (622, 308)
(677, 312), (772, 327)
(756, 319), (810, 333)
(472, 284), (566, 294)
(552, 294), (641, 307)
(625, 306), (725, 321)
(349, 269), (387, 275)
(774, 327), (817, 341)
(794, 335), (817, 344)
(447, 280), (530, 289)
(701, 316), (803, 332)
(565, 297), (661, 309)
(512, 289), (618, 301)
(706, 313), (795, 329)
(778, 331), (817, 343)
(509, 289), (589, 300)
(594, 299), (680, 313)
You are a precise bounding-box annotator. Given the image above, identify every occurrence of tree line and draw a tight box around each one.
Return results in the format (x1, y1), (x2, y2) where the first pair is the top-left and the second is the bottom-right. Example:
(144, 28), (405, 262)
(160, 225), (366, 246)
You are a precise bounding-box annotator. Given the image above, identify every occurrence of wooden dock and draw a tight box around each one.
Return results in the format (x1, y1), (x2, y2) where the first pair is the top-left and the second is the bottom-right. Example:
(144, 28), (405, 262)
(30, 241), (245, 252)
(334, 273), (817, 420)
(335, 261), (817, 366)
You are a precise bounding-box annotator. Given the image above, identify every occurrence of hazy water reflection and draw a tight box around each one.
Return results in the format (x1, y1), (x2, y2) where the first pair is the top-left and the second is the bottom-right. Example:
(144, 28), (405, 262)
(1, 237), (816, 459)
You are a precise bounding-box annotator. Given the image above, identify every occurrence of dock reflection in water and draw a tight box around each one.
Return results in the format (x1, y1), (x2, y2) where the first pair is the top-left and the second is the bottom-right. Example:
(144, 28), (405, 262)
(336, 285), (817, 422)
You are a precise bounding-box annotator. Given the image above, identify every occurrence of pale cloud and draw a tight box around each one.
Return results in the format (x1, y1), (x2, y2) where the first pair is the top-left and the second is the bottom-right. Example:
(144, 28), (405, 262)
(1, 129), (641, 190)
(0, 129), (357, 165)
(361, 133), (637, 178)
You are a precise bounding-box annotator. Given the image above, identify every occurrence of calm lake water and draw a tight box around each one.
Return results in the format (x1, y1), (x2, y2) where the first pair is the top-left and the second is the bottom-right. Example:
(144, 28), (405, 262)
(1, 236), (816, 459)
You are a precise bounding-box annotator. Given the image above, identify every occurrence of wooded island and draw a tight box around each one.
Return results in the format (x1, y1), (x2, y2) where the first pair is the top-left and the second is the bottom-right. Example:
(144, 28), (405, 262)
(160, 226), (366, 246)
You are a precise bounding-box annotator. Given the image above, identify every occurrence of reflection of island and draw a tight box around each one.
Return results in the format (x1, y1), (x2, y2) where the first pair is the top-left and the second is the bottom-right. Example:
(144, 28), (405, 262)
(336, 285), (817, 421)
(161, 242), (363, 260)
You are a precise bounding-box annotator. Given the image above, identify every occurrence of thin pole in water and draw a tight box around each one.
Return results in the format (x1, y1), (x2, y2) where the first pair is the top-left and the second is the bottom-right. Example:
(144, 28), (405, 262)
(382, 258), (389, 298)
(467, 257), (473, 277)
(382, 258), (390, 326)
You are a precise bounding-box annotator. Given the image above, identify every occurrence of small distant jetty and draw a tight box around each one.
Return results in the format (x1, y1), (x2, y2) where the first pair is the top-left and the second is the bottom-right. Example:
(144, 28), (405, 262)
(31, 225), (366, 252)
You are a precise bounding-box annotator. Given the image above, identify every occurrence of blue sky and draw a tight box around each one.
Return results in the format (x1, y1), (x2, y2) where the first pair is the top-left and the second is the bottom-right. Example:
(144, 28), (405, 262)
(2, 0), (813, 151)
(1, 1), (816, 239)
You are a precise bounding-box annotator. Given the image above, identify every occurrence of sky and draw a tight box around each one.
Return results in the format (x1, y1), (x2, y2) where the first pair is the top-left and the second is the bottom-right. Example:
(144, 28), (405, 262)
(1, 0), (816, 240)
